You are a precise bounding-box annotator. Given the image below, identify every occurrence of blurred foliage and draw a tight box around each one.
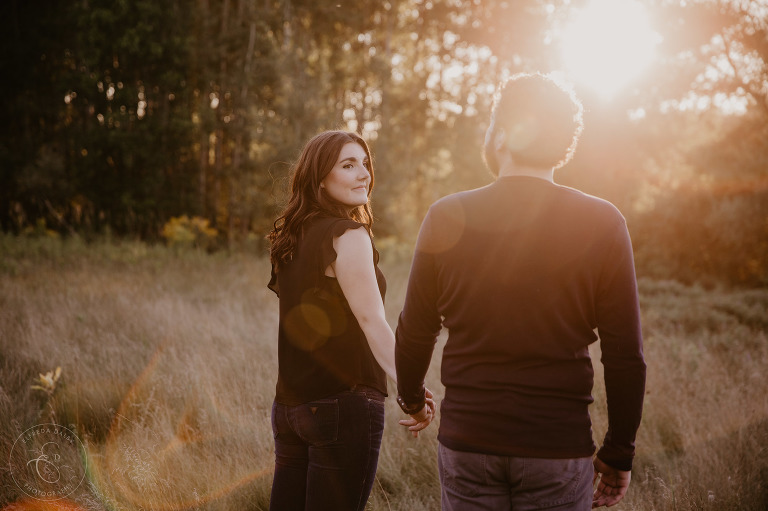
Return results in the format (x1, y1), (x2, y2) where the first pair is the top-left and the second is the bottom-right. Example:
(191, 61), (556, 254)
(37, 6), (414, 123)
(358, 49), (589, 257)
(21, 218), (60, 239)
(161, 215), (219, 250)
(0, 0), (766, 286)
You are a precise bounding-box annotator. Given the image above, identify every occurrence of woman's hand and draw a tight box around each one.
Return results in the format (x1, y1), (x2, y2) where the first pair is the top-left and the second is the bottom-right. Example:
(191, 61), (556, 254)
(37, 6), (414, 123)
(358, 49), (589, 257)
(398, 388), (436, 438)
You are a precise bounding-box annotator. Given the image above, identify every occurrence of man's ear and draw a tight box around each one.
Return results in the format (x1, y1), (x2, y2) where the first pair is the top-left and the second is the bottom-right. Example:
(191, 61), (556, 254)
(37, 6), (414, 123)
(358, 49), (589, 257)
(493, 128), (508, 152)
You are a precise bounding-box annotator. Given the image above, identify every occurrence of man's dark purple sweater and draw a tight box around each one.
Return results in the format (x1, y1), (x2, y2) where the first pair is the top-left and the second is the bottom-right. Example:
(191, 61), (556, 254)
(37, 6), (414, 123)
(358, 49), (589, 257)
(395, 176), (646, 471)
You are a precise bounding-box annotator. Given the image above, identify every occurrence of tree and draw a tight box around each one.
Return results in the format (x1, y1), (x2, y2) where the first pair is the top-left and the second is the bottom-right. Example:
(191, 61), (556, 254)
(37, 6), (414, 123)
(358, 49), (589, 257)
(0, 0), (79, 233)
(2, 0), (764, 284)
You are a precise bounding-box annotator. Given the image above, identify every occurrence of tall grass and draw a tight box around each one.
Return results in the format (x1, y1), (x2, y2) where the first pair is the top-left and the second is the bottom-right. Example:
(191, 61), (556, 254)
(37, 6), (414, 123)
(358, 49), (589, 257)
(1, 235), (766, 510)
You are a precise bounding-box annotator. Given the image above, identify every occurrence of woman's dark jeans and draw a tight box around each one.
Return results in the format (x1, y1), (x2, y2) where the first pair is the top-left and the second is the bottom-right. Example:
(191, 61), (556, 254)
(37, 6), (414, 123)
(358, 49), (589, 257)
(269, 385), (385, 511)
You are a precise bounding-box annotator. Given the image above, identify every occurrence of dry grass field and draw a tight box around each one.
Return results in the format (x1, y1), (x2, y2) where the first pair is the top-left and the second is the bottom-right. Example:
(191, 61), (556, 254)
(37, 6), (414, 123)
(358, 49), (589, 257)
(1, 235), (767, 510)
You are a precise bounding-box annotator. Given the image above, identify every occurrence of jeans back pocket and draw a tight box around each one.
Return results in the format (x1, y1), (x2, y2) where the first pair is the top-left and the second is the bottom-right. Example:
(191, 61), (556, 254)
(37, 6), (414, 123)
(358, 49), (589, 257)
(291, 399), (339, 446)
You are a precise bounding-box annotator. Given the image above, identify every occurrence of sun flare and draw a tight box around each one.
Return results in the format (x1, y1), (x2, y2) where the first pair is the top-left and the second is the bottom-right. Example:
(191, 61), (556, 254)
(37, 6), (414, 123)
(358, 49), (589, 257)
(560, 0), (660, 99)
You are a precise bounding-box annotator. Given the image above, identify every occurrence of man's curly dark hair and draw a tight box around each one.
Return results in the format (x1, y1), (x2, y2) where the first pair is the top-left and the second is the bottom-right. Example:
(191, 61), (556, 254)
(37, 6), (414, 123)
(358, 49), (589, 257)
(490, 73), (584, 171)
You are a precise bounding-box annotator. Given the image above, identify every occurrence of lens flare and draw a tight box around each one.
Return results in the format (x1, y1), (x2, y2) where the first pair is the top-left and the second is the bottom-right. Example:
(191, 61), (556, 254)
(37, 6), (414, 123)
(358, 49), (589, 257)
(560, 0), (660, 99)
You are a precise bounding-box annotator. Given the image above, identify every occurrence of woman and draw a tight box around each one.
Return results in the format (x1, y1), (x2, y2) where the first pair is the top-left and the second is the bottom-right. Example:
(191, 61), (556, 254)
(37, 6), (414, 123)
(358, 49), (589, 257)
(267, 130), (433, 511)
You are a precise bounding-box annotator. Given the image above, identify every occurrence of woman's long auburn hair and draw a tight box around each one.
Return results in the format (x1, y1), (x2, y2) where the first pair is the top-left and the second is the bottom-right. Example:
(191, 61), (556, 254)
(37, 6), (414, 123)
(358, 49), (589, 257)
(268, 130), (375, 270)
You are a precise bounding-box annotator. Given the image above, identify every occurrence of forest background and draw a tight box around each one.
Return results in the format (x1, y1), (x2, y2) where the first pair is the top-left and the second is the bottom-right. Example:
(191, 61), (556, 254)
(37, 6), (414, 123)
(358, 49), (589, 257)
(2, 0), (767, 287)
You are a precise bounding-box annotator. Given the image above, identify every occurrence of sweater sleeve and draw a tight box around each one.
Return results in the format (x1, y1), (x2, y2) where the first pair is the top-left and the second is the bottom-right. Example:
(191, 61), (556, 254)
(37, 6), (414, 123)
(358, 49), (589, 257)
(595, 219), (646, 471)
(395, 205), (445, 407)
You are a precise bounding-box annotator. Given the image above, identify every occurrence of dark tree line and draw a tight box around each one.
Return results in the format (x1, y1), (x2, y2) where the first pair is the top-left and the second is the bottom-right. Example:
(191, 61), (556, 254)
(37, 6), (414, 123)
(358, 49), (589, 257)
(2, 0), (766, 285)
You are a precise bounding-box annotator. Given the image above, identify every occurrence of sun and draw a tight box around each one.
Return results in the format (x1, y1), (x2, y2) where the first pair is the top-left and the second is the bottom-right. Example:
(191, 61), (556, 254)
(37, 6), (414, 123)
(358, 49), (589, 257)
(559, 0), (660, 99)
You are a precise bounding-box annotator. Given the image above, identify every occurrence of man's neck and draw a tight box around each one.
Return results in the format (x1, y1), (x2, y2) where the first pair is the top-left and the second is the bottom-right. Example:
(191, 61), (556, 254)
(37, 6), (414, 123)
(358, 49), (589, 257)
(497, 161), (554, 182)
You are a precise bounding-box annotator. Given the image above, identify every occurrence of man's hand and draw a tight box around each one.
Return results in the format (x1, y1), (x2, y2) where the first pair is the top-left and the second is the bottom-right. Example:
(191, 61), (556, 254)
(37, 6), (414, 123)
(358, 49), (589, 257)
(398, 388), (436, 438)
(592, 457), (631, 508)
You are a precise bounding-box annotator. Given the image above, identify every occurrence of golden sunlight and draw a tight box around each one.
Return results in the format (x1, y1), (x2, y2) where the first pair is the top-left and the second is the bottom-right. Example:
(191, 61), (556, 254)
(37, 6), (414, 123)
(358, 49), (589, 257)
(559, 0), (660, 99)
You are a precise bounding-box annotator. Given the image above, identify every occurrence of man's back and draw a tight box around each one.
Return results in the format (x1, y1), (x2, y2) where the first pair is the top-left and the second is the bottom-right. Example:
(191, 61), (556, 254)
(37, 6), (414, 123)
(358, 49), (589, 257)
(396, 175), (644, 465)
(396, 73), (645, 509)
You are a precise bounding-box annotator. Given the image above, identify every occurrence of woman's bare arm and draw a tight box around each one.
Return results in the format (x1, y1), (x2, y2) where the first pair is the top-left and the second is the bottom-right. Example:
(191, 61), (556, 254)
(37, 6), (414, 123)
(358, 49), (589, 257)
(331, 226), (397, 381)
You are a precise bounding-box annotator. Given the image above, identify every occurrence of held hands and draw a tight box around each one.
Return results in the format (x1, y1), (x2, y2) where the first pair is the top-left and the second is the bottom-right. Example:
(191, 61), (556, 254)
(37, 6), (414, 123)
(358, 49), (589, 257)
(398, 388), (436, 438)
(592, 457), (631, 508)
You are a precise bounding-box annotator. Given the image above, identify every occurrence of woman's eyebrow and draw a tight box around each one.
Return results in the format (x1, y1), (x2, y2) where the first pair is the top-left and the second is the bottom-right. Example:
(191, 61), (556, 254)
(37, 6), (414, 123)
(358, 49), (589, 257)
(338, 156), (369, 163)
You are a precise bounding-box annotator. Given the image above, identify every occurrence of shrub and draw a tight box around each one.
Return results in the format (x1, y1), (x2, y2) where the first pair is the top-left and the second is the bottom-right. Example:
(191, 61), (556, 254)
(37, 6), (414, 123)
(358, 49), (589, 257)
(160, 215), (218, 250)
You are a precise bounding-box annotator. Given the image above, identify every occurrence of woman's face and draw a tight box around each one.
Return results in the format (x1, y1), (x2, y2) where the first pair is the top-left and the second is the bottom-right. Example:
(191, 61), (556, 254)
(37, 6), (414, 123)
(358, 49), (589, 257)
(320, 142), (371, 208)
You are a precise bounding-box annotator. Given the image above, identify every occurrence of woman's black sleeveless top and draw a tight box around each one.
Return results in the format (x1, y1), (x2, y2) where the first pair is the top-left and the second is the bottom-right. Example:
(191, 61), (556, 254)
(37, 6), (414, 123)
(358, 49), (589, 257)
(268, 216), (387, 405)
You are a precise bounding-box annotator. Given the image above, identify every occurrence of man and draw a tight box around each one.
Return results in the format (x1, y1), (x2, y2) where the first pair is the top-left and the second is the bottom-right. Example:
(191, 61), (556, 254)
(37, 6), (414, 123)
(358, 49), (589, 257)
(394, 73), (646, 510)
